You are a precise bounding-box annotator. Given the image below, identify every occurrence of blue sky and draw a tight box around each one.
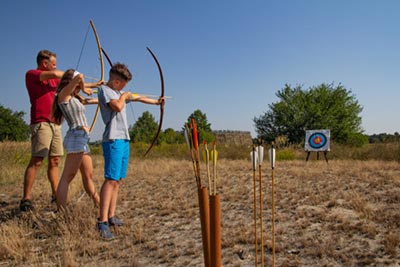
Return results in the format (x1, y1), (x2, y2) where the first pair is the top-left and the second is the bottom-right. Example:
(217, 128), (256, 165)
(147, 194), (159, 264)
(1, 0), (399, 141)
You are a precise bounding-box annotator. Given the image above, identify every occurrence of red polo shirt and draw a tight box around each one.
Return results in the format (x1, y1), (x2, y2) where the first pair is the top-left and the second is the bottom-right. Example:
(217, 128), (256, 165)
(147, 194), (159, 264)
(25, 69), (60, 124)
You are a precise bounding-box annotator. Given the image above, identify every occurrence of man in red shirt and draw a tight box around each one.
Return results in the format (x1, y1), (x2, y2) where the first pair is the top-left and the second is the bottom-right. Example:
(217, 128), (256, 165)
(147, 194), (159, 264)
(20, 50), (64, 211)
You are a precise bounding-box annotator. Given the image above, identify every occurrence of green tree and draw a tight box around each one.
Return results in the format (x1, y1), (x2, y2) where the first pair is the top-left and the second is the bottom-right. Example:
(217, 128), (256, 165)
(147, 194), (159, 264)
(254, 83), (363, 144)
(160, 128), (185, 144)
(0, 105), (30, 141)
(186, 109), (215, 143)
(129, 111), (159, 143)
(187, 109), (212, 132)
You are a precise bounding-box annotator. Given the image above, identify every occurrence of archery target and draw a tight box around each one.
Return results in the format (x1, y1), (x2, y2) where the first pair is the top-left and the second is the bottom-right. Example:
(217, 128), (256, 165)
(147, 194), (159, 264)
(305, 130), (330, 151)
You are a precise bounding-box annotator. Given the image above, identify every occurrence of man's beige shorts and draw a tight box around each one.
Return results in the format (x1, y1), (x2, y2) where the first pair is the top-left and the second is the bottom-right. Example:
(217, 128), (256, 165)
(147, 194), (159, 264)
(30, 122), (64, 158)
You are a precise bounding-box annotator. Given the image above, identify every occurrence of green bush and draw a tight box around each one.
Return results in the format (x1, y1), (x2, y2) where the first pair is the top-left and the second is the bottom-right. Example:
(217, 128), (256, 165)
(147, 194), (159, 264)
(326, 142), (400, 161)
(276, 148), (296, 161)
(346, 132), (369, 147)
(0, 141), (31, 166)
(0, 142), (31, 186)
(89, 143), (102, 155)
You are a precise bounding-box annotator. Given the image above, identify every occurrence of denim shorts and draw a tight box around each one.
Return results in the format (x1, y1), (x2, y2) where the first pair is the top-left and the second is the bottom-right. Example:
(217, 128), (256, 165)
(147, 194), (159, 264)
(63, 129), (90, 154)
(102, 139), (130, 181)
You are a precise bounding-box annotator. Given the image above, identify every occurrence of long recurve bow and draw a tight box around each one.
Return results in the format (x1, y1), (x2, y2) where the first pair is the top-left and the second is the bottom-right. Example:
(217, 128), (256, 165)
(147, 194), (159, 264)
(88, 19), (104, 133)
(143, 47), (165, 157)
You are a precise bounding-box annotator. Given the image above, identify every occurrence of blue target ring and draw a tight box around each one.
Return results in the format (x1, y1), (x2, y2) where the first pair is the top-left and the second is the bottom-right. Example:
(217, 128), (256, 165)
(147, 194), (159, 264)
(308, 132), (327, 149)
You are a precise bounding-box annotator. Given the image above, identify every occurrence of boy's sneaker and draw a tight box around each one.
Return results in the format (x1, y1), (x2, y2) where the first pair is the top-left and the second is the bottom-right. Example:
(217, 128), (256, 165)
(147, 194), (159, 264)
(108, 217), (124, 227)
(20, 199), (34, 212)
(97, 222), (114, 240)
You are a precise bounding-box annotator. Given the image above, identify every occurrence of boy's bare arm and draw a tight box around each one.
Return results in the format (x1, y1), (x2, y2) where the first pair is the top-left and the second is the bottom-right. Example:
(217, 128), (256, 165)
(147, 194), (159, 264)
(131, 95), (165, 105)
(108, 92), (132, 112)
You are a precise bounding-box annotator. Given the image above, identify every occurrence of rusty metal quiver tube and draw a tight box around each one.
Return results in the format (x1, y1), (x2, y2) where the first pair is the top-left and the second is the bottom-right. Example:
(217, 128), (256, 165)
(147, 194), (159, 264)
(210, 194), (222, 267)
(198, 186), (211, 267)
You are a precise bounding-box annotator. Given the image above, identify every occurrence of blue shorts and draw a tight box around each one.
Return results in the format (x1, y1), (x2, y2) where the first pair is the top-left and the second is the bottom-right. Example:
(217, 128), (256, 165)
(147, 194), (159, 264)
(63, 129), (90, 154)
(102, 139), (130, 181)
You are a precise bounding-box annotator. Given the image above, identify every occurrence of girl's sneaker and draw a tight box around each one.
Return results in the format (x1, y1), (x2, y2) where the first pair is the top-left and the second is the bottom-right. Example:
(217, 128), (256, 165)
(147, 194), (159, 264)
(97, 221), (114, 240)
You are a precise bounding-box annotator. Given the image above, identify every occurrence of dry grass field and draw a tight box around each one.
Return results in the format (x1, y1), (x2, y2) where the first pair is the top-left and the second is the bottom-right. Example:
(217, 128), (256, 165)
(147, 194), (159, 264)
(1, 142), (400, 266)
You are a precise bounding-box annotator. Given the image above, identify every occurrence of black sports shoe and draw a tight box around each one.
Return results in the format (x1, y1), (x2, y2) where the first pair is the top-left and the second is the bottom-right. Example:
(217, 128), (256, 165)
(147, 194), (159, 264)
(20, 199), (34, 212)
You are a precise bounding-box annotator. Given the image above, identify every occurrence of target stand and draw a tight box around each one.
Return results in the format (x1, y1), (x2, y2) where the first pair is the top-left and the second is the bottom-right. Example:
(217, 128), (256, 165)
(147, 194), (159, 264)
(304, 130), (330, 163)
(305, 150), (328, 163)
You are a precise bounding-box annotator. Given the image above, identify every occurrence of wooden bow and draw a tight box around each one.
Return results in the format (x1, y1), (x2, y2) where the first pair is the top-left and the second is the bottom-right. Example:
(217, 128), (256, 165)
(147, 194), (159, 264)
(83, 20), (104, 132)
(88, 19), (104, 132)
(143, 47), (165, 157)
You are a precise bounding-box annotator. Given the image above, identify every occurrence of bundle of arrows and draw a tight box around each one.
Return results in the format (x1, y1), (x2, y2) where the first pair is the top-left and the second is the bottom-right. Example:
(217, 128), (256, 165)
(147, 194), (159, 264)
(250, 142), (277, 267)
(184, 118), (222, 267)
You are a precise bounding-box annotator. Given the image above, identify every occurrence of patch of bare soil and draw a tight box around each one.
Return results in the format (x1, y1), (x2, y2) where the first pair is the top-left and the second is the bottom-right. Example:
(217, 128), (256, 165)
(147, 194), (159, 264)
(1, 158), (400, 266)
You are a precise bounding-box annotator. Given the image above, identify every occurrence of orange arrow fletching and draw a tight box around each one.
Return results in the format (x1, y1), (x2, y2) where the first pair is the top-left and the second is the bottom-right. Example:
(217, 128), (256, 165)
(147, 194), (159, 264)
(192, 118), (199, 151)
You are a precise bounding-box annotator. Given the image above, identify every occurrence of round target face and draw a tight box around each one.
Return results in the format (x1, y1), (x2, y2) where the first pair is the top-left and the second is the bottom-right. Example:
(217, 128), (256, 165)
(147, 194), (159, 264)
(308, 132), (327, 149)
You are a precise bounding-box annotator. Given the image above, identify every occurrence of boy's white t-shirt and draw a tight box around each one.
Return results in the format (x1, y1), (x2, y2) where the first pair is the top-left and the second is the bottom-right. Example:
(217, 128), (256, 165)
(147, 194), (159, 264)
(98, 84), (130, 141)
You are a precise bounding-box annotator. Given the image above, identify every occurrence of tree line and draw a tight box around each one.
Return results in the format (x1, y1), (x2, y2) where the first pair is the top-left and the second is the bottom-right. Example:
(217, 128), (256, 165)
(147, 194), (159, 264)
(129, 109), (215, 144)
(0, 106), (215, 144)
(1, 83), (398, 145)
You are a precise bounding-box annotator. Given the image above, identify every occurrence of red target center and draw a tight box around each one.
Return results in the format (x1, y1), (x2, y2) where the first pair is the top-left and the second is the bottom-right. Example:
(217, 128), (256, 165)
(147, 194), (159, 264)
(313, 137), (322, 144)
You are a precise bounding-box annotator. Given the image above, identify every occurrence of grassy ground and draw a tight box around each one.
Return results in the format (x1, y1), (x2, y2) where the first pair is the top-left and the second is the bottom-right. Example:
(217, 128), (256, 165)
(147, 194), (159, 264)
(0, 142), (400, 266)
